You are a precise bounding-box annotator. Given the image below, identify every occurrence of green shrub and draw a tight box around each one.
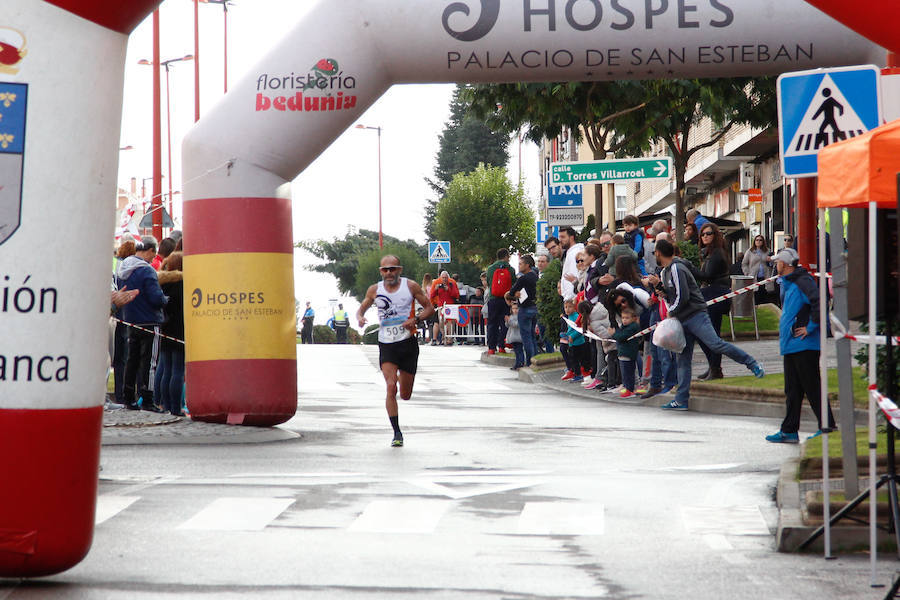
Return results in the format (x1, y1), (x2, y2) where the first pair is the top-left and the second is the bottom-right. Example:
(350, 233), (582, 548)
(678, 241), (701, 268)
(363, 324), (379, 345)
(537, 258), (563, 344)
(312, 325), (336, 344)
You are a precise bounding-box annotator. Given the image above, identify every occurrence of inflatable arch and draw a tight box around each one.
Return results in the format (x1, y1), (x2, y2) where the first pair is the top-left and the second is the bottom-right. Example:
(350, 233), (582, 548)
(0, 0), (890, 578)
(181, 0), (884, 426)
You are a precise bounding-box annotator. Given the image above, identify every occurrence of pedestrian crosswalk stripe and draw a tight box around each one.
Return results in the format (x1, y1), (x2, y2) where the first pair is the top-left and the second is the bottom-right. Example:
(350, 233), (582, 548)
(177, 497), (296, 531)
(516, 502), (605, 535)
(681, 505), (768, 536)
(95, 495), (140, 525)
(348, 499), (452, 533)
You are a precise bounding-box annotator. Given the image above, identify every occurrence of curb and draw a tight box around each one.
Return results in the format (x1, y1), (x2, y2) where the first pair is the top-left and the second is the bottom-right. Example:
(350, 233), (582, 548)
(101, 407), (301, 446)
(775, 455), (894, 552)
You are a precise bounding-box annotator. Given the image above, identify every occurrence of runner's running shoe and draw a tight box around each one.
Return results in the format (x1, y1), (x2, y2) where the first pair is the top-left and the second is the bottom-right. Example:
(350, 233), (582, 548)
(391, 434), (404, 447)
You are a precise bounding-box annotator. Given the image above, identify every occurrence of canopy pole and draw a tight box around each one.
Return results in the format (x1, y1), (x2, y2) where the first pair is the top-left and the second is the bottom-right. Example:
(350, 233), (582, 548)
(868, 200), (878, 585)
(798, 178), (817, 266)
(818, 207), (832, 558)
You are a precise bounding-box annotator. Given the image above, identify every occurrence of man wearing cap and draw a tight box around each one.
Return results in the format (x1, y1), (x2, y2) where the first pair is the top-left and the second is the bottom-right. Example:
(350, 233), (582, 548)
(765, 247), (836, 443)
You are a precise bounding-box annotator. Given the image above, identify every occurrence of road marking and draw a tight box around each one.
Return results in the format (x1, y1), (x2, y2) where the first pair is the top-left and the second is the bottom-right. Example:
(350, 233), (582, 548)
(177, 497), (295, 531)
(681, 505), (769, 536)
(516, 502), (605, 535)
(348, 499), (451, 533)
(406, 471), (545, 499)
(459, 381), (509, 392)
(702, 533), (733, 551)
(95, 495), (140, 525)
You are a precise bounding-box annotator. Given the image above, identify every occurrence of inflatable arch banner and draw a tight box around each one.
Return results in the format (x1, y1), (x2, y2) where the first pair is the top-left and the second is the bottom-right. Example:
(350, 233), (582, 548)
(0, 0), (886, 577)
(181, 0), (883, 427)
(0, 0), (160, 577)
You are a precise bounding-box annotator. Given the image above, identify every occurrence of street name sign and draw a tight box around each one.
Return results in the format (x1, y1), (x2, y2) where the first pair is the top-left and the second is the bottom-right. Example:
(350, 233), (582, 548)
(549, 157), (671, 185)
(547, 207), (584, 227)
(777, 64), (881, 178)
(428, 240), (451, 263)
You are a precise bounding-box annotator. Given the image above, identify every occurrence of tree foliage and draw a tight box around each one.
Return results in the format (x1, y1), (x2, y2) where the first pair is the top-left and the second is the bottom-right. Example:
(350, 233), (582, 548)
(424, 85), (510, 239)
(352, 244), (428, 303)
(298, 229), (425, 296)
(643, 77), (776, 240)
(434, 164), (535, 266)
(465, 78), (777, 240)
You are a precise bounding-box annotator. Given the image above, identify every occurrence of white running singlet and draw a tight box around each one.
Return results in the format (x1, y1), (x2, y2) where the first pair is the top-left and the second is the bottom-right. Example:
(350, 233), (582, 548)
(376, 277), (415, 344)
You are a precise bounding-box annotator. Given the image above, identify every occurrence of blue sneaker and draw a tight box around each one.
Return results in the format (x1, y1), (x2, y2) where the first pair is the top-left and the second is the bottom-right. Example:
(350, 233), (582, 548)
(806, 430), (824, 440)
(661, 399), (688, 411)
(571, 376), (584, 383)
(660, 386), (674, 394)
(765, 431), (799, 444)
(751, 363), (765, 378)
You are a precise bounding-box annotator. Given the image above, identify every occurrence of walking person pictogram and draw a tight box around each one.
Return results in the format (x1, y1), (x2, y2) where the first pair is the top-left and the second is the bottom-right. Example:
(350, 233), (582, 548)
(812, 88), (844, 143)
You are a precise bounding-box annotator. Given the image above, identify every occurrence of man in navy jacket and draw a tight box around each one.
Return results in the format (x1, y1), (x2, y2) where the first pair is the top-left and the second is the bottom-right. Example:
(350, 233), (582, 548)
(117, 236), (168, 411)
(766, 248), (836, 443)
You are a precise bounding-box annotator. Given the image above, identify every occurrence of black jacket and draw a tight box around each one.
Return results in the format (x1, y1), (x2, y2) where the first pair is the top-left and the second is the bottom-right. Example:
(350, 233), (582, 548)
(658, 257), (707, 322)
(697, 247), (731, 288)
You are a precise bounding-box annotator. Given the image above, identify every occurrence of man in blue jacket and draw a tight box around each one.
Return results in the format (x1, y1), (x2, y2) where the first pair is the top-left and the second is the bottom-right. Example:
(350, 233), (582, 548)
(117, 236), (168, 411)
(766, 247), (836, 443)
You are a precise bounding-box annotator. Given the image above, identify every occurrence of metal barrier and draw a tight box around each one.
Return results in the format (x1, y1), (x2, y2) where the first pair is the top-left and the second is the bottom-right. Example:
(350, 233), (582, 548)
(440, 304), (486, 344)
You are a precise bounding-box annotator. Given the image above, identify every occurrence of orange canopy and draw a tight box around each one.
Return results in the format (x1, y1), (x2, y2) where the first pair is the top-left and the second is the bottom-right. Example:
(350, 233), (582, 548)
(817, 118), (900, 208)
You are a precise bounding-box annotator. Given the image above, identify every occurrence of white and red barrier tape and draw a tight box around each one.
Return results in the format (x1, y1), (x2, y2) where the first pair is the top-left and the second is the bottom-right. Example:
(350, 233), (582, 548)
(626, 274), (780, 341)
(870, 385), (900, 431)
(562, 316), (615, 343)
(112, 317), (185, 345)
(829, 314), (900, 346)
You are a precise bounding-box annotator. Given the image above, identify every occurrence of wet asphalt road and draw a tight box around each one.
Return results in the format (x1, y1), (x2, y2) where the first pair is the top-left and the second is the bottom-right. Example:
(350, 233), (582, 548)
(1, 344), (895, 599)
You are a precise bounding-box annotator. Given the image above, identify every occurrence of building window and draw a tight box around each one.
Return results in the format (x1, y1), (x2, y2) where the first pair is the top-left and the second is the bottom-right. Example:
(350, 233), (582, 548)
(615, 184), (627, 222)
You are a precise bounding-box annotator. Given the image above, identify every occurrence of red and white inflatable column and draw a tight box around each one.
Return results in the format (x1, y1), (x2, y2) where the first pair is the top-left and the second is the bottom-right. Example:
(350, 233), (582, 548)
(0, 0), (158, 578)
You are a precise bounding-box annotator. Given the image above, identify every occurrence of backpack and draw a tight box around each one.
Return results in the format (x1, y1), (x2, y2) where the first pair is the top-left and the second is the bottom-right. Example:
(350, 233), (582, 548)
(491, 267), (512, 297)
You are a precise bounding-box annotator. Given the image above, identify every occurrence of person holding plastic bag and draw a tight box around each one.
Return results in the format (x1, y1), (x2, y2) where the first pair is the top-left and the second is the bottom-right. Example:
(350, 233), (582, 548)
(647, 239), (765, 411)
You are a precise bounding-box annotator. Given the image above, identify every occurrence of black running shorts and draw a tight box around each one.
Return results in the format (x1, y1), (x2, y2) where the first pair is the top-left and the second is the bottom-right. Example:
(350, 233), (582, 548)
(378, 336), (419, 375)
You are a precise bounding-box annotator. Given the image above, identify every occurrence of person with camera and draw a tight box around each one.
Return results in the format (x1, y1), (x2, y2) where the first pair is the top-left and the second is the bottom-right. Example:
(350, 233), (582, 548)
(429, 271), (460, 346)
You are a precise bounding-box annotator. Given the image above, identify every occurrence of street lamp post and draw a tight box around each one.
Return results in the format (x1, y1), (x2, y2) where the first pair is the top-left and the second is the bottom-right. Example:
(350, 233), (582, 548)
(139, 53), (193, 239)
(201, 0), (233, 94)
(355, 124), (383, 248)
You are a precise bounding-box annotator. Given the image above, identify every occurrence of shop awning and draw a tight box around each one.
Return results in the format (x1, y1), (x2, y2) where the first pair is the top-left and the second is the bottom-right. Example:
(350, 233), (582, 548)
(817, 118), (900, 209)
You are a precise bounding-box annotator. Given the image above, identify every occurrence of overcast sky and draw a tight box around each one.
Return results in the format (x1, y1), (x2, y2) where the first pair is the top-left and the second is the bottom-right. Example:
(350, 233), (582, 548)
(117, 0), (541, 327)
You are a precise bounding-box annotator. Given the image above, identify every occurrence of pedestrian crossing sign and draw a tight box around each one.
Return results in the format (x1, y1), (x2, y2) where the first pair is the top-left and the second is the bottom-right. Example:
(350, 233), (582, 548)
(777, 65), (881, 178)
(428, 240), (451, 263)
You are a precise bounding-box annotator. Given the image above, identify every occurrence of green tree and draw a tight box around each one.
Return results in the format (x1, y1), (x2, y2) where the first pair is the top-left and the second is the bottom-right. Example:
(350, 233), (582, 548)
(434, 164), (535, 266)
(424, 85), (510, 239)
(643, 78), (776, 241)
(466, 81), (658, 230)
(353, 244), (428, 302)
(298, 229), (425, 296)
(465, 78), (776, 240)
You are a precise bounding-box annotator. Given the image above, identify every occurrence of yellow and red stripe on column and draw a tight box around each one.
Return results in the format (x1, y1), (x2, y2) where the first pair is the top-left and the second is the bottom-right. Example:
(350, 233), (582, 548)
(183, 196), (297, 426)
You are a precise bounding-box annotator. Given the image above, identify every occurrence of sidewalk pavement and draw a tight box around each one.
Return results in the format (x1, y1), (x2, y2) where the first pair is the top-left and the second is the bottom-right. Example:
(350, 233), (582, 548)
(101, 404), (300, 445)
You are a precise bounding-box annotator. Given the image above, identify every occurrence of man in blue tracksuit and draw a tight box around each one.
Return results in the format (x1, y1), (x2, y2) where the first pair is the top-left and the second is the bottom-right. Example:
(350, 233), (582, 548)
(766, 248), (836, 443)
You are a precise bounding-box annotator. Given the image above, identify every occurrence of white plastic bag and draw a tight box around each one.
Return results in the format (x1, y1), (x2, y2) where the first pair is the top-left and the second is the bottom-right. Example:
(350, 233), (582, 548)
(653, 317), (686, 353)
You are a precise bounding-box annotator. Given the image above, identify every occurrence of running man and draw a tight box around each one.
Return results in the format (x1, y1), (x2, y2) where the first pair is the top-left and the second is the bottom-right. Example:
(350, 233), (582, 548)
(357, 255), (435, 447)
